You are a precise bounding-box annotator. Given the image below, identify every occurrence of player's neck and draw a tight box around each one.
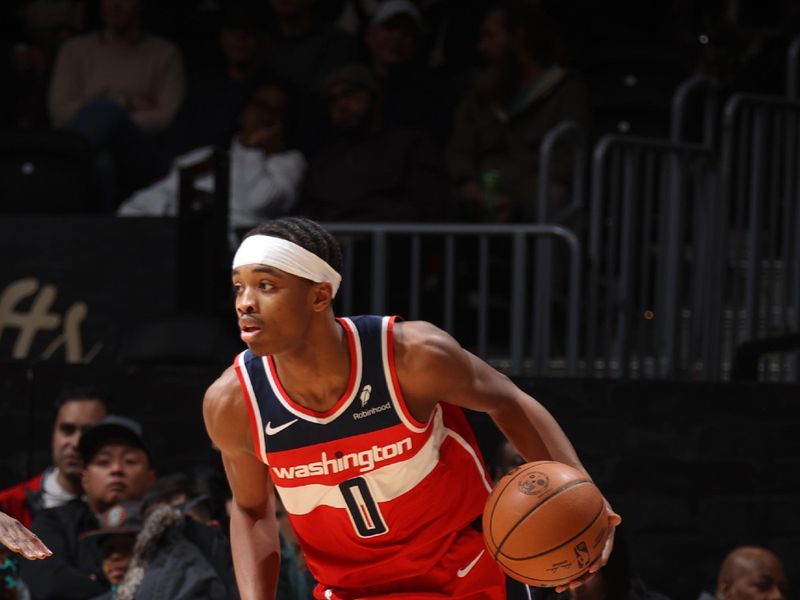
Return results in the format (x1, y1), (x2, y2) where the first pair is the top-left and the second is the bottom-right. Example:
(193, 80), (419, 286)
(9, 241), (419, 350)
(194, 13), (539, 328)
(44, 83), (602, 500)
(271, 317), (351, 412)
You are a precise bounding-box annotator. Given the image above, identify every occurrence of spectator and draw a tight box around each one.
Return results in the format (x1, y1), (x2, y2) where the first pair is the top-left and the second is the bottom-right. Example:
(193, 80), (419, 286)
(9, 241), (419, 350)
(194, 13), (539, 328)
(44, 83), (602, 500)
(20, 415), (156, 600)
(118, 78), (306, 245)
(0, 386), (107, 527)
(446, 0), (589, 222)
(2, 0), (88, 131)
(165, 1), (271, 159)
(98, 502), (232, 600)
(267, 0), (358, 94)
(81, 501), (142, 598)
(295, 63), (454, 221)
(697, 545), (787, 600)
(48, 0), (185, 210)
(363, 0), (450, 143)
(141, 471), (307, 599)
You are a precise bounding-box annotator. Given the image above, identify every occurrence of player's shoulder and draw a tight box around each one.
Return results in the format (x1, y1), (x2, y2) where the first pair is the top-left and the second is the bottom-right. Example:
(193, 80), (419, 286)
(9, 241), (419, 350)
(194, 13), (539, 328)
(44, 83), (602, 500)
(203, 366), (246, 428)
(394, 319), (455, 348)
(392, 320), (464, 371)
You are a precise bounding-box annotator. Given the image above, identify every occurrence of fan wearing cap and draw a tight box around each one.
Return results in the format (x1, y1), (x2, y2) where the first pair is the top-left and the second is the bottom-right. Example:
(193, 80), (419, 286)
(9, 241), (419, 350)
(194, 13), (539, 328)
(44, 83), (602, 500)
(19, 416), (156, 599)
(204, 216), (620, 599)
(81, 501), (143, 594)
(363, 0), (449, 142)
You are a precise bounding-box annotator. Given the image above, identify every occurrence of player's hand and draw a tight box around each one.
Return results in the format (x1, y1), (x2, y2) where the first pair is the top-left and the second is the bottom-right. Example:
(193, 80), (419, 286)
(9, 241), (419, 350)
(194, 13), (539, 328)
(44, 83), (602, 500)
(0, 511), (52, 560)
(553, 500), (621, 593)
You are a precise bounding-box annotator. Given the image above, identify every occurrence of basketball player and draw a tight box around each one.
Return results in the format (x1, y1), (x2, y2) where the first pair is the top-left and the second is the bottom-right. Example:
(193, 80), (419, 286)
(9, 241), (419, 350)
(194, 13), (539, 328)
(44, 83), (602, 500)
(0, 510), (51, 559)
(203, 217), (620, 599)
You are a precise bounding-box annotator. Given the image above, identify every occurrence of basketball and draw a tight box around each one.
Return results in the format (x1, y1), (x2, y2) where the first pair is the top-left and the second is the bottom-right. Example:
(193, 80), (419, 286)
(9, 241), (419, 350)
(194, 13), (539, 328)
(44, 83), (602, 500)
(482, 460), (609, 587)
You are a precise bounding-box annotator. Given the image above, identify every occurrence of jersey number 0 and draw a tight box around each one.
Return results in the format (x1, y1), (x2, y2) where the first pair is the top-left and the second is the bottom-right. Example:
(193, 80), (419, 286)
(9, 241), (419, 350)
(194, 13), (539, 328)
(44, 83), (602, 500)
(339, 477), (388, 537)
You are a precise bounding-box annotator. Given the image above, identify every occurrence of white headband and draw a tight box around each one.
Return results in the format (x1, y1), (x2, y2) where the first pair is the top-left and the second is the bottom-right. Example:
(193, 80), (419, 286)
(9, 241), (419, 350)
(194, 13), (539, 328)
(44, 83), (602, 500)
(232, 235), (342, 297)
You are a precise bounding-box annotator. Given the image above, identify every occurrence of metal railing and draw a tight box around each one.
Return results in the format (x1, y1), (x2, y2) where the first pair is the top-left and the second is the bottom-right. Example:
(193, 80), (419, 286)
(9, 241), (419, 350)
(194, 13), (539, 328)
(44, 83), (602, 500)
(788, 33), (800, 100)
(587, 135), (716, 379)
(535, 120), (587, 223)
(323, 223), (583, 377)
(709, 93), (800, 381)
(533, 121), (588, 373)
(670, 73), (719, 147)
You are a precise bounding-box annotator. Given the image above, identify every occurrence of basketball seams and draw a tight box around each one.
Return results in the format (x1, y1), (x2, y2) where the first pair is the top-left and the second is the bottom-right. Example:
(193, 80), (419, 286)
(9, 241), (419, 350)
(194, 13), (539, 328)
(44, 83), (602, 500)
(497, 498), (605, 560)
(484, 461), (609, 587)
(492, 476), (594, 558)
(495, 505), (606, 585)
(486, 461), (558, 558)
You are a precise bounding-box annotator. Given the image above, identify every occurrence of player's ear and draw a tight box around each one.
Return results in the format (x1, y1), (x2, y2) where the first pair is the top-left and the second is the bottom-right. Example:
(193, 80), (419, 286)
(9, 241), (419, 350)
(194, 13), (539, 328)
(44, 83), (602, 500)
(310, 282), (333, 312)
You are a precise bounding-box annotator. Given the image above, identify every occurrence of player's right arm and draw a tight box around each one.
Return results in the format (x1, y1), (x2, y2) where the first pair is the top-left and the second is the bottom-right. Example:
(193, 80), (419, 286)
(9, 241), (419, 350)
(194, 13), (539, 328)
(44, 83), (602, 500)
(203, 366), (280, 600)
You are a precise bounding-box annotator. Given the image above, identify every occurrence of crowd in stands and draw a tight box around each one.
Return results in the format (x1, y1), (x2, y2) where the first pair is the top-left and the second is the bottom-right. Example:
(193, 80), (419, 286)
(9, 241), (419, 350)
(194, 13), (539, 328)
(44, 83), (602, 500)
(3, 0), (798, 230)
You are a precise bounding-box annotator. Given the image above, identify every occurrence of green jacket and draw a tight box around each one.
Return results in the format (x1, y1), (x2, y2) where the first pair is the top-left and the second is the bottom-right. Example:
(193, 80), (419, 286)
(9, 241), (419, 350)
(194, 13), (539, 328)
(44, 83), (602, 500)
(446, 70), (590, 222)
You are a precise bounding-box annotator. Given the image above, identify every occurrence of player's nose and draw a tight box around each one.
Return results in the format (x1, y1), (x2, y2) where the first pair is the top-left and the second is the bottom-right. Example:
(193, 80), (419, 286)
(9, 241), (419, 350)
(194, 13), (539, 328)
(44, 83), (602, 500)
(236, 288), (257, 314)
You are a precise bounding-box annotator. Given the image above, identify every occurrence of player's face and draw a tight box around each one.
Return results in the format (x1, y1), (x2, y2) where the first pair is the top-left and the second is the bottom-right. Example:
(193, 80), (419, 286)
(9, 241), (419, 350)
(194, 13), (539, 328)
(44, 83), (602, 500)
(51, 400), (107, 479)
(82, 442), (155, 512)
(232, 264), (316, 356)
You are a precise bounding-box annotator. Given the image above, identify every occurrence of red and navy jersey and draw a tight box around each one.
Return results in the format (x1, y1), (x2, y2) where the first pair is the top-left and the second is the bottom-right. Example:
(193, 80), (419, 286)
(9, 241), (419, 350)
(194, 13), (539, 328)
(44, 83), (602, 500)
(234, 315), (495, 591)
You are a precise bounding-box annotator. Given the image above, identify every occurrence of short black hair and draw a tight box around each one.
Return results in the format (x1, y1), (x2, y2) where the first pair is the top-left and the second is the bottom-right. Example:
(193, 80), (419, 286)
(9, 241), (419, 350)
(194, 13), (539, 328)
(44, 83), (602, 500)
(243, 217), (343, 274)
(54, 385), (110, 412)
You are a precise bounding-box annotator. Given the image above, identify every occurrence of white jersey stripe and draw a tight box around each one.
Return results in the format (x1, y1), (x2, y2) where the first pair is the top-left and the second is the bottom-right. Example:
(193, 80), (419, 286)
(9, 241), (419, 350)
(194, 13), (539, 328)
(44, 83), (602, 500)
(445, 427), (493, 493)
(275, 406), (445, 514)
(381, 316), (428, 433)
(236, 352), (269, 464)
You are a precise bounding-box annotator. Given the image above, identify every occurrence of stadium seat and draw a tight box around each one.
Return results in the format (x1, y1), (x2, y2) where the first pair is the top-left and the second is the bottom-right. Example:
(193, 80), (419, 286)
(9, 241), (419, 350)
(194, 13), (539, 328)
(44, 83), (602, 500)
(0, 130), (96, 214)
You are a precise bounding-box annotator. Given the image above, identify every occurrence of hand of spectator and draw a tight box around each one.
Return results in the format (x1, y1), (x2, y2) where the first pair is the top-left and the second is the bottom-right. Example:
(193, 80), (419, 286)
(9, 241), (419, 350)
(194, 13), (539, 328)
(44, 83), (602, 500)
(240, 124), (285, 154)
(0, 511), (52, 560)
(554, 500), (621, 593)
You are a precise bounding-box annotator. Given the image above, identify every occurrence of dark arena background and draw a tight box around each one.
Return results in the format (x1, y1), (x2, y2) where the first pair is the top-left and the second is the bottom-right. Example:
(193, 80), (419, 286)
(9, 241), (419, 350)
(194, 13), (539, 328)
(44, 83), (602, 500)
(2, 0), (799, 598)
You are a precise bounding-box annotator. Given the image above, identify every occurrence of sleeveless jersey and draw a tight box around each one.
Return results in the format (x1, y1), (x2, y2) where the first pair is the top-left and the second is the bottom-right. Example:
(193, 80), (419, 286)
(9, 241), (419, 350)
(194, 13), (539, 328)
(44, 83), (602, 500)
(233, 315), (496, 592)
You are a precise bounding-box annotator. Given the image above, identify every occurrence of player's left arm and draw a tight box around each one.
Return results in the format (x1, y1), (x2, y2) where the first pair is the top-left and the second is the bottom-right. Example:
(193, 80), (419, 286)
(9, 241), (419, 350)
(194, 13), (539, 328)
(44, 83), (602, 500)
(394, 320), (621, 588)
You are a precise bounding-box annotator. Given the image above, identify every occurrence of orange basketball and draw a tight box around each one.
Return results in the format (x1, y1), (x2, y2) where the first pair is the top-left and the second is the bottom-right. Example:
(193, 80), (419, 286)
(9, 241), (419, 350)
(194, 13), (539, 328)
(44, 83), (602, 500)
(482, 460), (609, 587)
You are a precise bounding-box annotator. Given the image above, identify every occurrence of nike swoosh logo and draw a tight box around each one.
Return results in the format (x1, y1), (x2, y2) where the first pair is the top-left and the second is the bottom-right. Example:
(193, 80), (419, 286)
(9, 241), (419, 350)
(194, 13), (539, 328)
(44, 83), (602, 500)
(456, 549), (485, 578)
(265, 419), (299, 435)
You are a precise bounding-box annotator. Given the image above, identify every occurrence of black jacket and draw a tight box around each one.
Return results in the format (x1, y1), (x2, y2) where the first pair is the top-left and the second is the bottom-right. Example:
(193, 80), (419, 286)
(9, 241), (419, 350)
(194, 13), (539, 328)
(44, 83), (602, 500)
(20, 499), (108, 599)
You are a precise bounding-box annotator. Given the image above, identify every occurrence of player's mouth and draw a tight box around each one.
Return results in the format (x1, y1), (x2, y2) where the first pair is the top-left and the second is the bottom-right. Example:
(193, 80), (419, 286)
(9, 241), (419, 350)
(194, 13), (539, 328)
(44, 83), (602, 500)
(239, 317), (263, 342)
